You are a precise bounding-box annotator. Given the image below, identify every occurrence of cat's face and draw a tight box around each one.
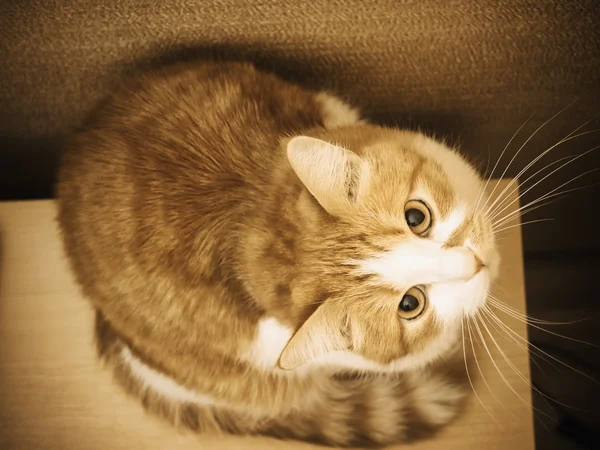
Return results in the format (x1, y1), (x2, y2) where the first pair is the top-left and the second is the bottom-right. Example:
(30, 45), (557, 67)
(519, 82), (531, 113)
(278, 127), (499, 372)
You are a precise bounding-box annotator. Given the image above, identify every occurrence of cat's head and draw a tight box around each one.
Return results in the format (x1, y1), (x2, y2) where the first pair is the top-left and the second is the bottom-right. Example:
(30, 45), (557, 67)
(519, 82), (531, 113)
(278, 126), (499, 372)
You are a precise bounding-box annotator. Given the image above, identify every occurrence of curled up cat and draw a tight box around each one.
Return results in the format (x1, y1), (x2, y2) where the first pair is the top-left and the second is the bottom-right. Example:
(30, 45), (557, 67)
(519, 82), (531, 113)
(56, 61), (500, 447)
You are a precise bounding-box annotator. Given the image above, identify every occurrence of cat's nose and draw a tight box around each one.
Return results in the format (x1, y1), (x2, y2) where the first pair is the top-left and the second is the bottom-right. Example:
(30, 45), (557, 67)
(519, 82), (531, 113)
(457, 248), (484, 280)
(472, 251), (485, 274)
(432, 247), (482, 282)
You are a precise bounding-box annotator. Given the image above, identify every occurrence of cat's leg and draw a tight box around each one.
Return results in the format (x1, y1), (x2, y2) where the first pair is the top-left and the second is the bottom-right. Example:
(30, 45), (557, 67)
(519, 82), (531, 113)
(315, 92), (367, 129)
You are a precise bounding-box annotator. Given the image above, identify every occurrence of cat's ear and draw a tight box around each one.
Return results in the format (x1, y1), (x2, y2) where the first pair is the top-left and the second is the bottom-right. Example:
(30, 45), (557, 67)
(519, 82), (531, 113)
(286, 136), (369, 216)
(278, 301), (349, 370)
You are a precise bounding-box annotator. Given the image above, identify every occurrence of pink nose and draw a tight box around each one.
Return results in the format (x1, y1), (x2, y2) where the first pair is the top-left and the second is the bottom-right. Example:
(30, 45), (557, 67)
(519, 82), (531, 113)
(473, 252), (485, 273)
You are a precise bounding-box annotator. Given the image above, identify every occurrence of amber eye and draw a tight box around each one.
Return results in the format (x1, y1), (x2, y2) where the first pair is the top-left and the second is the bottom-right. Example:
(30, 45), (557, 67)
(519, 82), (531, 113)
(398, 287), (427, 320)
(404, 200), (432, 236)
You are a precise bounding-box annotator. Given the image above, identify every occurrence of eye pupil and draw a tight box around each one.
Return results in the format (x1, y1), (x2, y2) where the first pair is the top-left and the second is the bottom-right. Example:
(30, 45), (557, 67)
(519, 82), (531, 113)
(404, 200), (432, 236)
(405, 209), (425, 227)
(399, 294), (419, 312)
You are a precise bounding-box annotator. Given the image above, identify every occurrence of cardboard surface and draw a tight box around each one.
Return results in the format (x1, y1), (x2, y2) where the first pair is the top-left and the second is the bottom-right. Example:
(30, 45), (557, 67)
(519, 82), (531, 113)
(0, 180), (534, 449)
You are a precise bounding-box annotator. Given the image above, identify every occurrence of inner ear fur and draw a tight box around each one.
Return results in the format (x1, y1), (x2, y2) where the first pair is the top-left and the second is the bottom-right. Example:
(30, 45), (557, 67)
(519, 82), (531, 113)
(286, 136), (369, 216)
(278, 301), (350, 370)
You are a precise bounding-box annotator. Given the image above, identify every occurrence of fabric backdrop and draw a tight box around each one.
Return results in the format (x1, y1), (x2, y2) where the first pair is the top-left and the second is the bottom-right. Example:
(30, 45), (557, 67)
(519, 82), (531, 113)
(1, 0), (599, 253)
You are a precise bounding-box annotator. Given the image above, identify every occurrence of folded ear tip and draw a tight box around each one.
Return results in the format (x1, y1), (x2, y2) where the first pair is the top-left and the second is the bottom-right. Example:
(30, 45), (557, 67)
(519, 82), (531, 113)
(276, 354), (298, 371)
(286, 135), (316, 156)
(287, 135), (309, 145)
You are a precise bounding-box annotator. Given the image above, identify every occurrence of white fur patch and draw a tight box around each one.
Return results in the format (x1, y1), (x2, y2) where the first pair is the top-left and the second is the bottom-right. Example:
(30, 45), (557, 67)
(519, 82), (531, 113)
(357, 238), (478, 288)
(241, 317), (294, 370)
(121, 346), (215, 405)
(428, 270), (491, 320)
(431, 204), (466, 243)
(316, 92), (364, 129)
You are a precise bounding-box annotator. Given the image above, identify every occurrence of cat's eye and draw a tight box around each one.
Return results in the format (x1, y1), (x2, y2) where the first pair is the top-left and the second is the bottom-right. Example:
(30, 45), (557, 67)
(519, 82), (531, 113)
(404, 200), (432, 236)
(398, 286), (427, 320)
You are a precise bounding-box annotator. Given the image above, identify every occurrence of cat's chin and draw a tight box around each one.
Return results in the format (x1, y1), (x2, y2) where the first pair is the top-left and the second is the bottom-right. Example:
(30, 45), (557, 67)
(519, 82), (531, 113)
(427, 268), (492, 322)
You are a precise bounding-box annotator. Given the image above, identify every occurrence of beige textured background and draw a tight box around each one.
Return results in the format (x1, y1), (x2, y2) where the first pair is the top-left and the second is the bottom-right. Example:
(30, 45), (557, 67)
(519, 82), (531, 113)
(1, 0), (599, 254)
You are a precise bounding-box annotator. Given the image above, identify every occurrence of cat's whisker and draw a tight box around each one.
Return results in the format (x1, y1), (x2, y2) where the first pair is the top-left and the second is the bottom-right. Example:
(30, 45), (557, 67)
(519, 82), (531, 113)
(492, 189), (577, 227)
(492, 180), (600, 234)
(481, 308), (556, 382)
(478, 308), (585, 414)
(483, 104), (594, 216)
(486, 131), (599, 222)
(488, 294), (591, 325)
(490, 176), (600, 230)
(485, 107), (600, 216)
(486, 153), (581, 220)
(461, 319), (499, 425)
(480, 101), (581, 215)
(475, 314), (549, 432)
(489, 305), (600, 349)
(485, 128), (599, 219)
(493, 218), (553, 234)
(476, 115), (534, 214)
(487, 295), (590, 326)
(488, 140), (599, 226)
(491, 194), (563, 231)
(474, 147), (494, 212)
(480, 306), (598, 384)
(479, 309), (541, 386)
(492, 191), (563, 226)
(489, 144), (600, 223)
(491, 195), (564, 230)
(481, 305), (560, 373)
(473, 314), (559, 423)
(467, 318), (512, 414)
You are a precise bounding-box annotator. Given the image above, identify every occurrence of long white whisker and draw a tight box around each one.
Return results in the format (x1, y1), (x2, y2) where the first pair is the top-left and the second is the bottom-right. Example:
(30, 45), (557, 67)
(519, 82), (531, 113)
(491, 194), (564, 230)
(490, 145), (600, 223)
(492, 197), (562, 231)
(486, 129), (599, 218)
(467, 319), (507, 419)
(483, 304), (561, 370)
(480, 308), (586, 412)
(473, 149), (494, 214)
(476, 115), (534, 213)
(472, 315), (558, 422)
(489, 305), (600, 349)
(485, 108), (600, 216)
(493, 219), (553, 234)
(490, 174), (600, 230)
(487, 153), (578, 219)
(484, 105), (595, 216)
(481, 102), (581, 214)
(480, 306), (555, 375)
(487, 295), (589, 326)
(461, 319), (498, 424)
(480, 307), (598, 383)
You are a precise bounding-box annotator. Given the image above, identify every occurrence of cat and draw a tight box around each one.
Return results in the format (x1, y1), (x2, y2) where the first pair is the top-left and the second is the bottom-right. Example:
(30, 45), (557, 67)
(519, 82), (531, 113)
(56, 60), (500, 447)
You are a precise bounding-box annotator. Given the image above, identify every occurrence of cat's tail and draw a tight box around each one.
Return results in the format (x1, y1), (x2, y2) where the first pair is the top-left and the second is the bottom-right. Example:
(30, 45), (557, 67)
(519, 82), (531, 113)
(96, 312), (467, 448)
(261, 370), (467, 447)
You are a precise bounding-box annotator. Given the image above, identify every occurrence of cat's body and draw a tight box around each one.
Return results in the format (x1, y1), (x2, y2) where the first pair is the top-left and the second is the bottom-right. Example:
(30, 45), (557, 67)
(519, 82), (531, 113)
(57, 61), (499, 447)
